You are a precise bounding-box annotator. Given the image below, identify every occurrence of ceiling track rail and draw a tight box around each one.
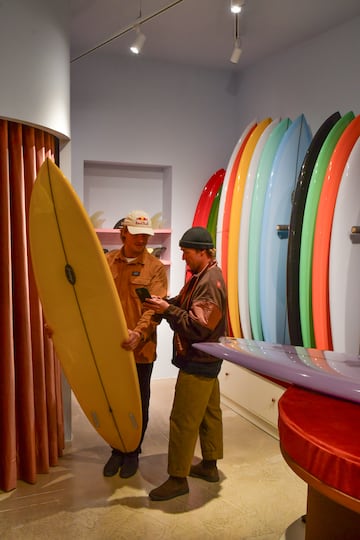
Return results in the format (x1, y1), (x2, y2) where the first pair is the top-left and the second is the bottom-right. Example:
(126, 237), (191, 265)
(71, 0), (185, 63)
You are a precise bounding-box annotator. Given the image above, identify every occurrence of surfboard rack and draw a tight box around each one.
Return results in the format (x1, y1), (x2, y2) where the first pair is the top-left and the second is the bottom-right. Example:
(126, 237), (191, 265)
(350, 225), (360, 244)
(276, 224), (289, 239)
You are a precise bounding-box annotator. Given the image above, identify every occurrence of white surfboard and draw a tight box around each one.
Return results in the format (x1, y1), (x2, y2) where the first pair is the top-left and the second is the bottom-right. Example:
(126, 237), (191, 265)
(238, 118), (280, 338)
(329, 136), (360, 355)
(216, 120), (256, 272)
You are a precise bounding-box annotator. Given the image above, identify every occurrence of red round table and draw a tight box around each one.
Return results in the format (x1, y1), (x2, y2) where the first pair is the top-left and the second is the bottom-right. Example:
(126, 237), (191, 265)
(278, 386), (360, 540)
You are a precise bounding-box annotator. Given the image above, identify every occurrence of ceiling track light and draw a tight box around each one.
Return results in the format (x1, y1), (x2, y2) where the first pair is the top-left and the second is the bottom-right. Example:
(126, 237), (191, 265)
(230, 38), (242, 63)
(230, 0), (242, 14)
(130, 25), (146, 54)
(130, 1), (146, 55)
(230, 13), (242, 64)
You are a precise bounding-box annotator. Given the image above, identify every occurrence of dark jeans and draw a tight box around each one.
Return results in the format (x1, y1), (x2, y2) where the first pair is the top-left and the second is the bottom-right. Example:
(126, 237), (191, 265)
(113, 362), (154, 457)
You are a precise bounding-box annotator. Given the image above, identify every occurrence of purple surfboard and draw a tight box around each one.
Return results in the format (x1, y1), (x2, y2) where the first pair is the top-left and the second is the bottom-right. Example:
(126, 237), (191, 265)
(194, 338), (360, 404)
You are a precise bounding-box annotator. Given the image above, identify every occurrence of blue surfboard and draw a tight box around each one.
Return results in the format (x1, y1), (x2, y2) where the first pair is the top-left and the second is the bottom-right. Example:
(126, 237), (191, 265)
(259, 114), (312, 344)
(248, 119), (291, 341)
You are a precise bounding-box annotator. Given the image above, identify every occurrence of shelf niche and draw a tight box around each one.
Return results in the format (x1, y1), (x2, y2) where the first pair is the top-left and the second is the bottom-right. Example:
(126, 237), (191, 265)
(83, 160), (172, 279)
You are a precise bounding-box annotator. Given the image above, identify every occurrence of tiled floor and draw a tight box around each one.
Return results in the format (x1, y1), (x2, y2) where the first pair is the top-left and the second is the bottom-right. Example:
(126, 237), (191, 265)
(0, 378), (306, 539)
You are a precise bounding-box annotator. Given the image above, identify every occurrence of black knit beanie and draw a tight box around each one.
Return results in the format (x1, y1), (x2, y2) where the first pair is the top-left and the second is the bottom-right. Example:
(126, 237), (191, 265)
(179, 226), (214, 250)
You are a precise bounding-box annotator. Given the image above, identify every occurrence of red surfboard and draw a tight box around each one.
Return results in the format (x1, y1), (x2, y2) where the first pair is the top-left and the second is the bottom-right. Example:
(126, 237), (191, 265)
(185, 168), (225, 281)
(192, 168), (225, 227)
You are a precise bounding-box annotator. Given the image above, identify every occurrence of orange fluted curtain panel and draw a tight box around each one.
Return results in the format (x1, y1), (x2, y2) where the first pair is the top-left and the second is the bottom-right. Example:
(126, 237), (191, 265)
(0, 120), (64, 492)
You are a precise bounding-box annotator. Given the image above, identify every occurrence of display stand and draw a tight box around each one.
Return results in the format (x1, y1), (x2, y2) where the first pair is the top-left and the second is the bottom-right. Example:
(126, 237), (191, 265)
(278, 386), (360, 540)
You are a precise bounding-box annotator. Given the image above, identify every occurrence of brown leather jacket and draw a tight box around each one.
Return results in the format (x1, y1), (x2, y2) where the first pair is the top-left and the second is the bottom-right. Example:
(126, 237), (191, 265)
(163, 260), (227, 377)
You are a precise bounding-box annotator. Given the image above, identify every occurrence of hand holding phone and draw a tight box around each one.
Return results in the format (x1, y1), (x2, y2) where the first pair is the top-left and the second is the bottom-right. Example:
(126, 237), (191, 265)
(135, 287), (152, 302)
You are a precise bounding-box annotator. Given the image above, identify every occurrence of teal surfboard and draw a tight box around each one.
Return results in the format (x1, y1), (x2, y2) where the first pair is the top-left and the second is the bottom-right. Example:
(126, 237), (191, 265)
(248, 118), (291, 340)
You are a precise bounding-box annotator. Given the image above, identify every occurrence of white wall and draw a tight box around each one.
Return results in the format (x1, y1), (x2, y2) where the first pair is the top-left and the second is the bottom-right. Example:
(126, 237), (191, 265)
(0, 0), (70, 139)
(235, 17), (360, 135)
(70, 55), (238, 377)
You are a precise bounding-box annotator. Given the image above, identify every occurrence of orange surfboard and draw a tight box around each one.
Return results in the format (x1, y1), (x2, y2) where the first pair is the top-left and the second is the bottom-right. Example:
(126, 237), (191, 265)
(227, 118), (272, 338)
(312, 115), (360, 350)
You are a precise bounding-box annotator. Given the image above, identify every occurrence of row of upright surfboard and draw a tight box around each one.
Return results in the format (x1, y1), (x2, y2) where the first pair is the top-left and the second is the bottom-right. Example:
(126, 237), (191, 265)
(193, 112), (360, 356)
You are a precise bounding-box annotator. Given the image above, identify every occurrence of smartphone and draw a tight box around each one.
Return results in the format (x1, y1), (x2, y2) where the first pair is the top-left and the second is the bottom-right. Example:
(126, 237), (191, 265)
(135, 287), (152, 302)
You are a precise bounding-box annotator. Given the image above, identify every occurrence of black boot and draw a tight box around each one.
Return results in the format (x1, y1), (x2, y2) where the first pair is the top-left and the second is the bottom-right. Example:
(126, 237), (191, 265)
(103, 450), (124, 477)
(119, 454), (139, 478)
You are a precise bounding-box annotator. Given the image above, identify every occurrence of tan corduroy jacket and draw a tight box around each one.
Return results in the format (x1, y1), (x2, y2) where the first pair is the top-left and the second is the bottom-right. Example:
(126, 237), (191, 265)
(106, 248), (168, 363)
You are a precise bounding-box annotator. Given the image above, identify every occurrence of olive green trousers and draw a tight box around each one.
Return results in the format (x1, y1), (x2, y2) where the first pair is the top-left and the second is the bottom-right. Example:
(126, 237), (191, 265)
(168, 370), (223, 477)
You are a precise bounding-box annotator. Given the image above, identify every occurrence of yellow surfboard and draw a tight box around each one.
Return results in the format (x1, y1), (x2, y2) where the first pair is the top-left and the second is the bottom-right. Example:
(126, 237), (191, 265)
(227, 118), (272, 337)
(29, 158), (142, 452)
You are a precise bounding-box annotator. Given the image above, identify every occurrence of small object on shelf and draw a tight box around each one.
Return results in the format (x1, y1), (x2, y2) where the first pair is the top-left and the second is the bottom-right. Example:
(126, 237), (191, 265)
(90, 210), (106, 228)
(151, 211), (165, 229)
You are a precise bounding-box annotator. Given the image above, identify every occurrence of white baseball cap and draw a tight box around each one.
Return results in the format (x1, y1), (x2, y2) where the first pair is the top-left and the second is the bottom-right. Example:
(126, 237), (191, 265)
(123, 210), (154, 236)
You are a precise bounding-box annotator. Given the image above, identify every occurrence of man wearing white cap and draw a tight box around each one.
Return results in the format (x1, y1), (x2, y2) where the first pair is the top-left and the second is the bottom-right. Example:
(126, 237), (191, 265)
(103, 210), (168, 479)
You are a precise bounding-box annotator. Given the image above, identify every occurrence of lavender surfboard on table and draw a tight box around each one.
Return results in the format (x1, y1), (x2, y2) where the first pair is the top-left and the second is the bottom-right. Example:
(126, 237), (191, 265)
(194, 338), (360, 405)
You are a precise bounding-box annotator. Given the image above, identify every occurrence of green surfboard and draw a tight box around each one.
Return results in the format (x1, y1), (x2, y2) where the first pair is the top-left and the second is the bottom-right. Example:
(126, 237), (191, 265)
(299, 111), (355, 347)
(207, 184), (222, 246)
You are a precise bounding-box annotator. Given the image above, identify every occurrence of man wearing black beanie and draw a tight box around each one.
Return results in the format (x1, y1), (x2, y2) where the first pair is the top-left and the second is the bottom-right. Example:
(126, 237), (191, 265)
(145, 226), (227, 501)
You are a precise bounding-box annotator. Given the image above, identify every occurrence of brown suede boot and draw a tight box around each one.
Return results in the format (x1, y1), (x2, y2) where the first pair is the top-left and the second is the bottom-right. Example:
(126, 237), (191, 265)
(189, 460), (219, 482)
(149, 476), (189, 501)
